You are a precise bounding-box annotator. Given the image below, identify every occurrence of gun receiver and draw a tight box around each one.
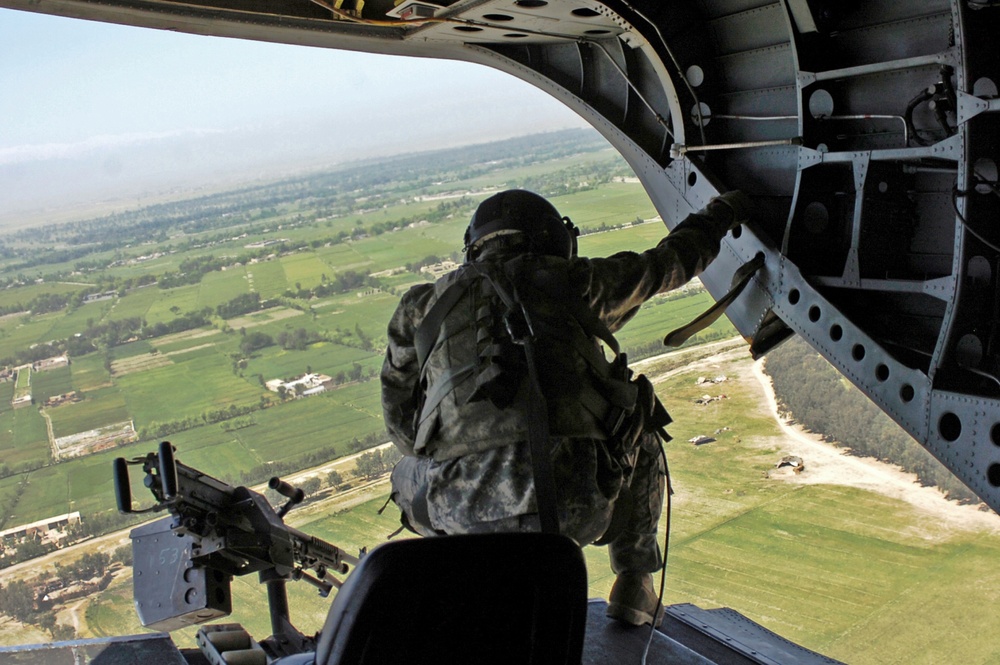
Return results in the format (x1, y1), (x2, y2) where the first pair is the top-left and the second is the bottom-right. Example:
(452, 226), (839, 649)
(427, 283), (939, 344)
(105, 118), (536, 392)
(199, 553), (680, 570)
(115, 441), (358, 656)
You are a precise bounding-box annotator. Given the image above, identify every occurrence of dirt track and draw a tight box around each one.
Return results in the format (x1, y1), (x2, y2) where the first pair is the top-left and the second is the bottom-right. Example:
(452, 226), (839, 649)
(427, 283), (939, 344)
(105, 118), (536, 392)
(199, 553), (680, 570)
(748, 358), (1000, 534)
(638, 340), (1000, 535)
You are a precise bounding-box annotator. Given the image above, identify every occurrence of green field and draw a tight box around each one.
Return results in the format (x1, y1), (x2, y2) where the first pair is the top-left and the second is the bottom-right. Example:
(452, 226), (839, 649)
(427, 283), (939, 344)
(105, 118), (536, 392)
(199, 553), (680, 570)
(107, 284), (161, 322)
(115, 350), (265, 427)
(197, 269), (250, 310)
(232, 390), (382, 465)
(60, 353), (1000, 664)
(0, 407), (49, 471)
(246, 260), (289, 299)
(0, 314), (62, 363)
(557, 183), (658, 231)
(44, 300), (113, 341)
(47, 385), (130, 438)
(0, 282), (83, 311)
(69, 354), (113, 393)
(4, 134), (997, 663)
(29, 366), (73, 403)
(244, 342), (378, 384)
(143, 284), (203, 324)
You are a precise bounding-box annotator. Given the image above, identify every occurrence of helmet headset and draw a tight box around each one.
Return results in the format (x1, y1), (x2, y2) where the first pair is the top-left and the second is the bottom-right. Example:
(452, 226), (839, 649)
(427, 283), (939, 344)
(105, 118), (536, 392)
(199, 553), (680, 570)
(464, 190), (580, 262)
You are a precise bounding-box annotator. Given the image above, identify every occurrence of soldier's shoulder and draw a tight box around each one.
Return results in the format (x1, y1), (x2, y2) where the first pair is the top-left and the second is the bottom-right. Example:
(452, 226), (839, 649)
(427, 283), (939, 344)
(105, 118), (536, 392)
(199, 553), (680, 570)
(400, 281), (435, 303)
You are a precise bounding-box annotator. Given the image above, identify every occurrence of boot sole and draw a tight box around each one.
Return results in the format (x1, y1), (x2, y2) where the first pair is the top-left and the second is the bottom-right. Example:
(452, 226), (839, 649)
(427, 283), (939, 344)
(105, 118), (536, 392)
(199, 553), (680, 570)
(606, 601), (665, 628)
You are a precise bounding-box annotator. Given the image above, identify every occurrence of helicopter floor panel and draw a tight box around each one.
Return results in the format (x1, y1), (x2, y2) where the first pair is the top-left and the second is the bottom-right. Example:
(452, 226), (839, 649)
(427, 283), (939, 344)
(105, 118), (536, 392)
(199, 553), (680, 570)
(585, 600), (846, 665)
(0, 633), (190, 665)
(0, 601), (847, 665)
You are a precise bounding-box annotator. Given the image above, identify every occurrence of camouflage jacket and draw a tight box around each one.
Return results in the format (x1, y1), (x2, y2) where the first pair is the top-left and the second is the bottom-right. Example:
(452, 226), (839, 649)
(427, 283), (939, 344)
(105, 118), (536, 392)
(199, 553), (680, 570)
(380, 206), (733, 532)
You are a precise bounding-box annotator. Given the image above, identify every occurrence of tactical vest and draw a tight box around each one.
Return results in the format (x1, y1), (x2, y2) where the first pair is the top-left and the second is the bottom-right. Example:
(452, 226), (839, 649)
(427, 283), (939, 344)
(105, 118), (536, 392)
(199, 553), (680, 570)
(411, 253), (639, 462)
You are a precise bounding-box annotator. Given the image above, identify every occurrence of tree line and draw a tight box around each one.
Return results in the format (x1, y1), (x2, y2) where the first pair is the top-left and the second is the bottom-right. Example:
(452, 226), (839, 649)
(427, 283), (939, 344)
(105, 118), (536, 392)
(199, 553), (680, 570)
(0, 128), (607, 275)
(0, 310), (212, 369)
(0, 546), (130, 641)
(764, 337), (977, 503)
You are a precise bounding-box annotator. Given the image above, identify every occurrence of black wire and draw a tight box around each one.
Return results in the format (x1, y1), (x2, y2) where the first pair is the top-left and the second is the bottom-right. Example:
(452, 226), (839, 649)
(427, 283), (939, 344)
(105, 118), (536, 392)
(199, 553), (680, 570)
(952, 184), (1000, 254)
(640, 442), (672, 665)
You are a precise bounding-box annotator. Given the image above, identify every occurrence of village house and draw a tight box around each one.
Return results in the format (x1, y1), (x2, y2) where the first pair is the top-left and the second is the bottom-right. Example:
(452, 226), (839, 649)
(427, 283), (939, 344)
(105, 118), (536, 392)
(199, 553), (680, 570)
(0, 512), (81, 546)
(45, 391), (81, 408)
(33, 355), (70, 371)
(420, 260), (459, 278)
(265, 373), (334, 396)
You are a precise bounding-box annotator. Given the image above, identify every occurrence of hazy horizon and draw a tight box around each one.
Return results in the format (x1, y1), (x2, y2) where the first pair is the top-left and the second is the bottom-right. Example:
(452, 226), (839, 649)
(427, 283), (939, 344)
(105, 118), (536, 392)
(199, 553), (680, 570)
(0, 8), (591, 226)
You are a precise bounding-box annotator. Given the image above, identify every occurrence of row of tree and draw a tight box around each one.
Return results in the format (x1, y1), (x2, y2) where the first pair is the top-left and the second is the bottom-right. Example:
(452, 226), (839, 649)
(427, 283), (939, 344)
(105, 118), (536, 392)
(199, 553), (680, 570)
(764, 337), (977, 502)
(137, 397), (271, 441)
(234, 430), (388, 488)
(0, 309), (212, 369)
(0, 546), (130, 640)
(262, 446), (401, 507)
(353, 447), (403, 480)
(216, 292), (262, 319)
(2, 128), (607, 279)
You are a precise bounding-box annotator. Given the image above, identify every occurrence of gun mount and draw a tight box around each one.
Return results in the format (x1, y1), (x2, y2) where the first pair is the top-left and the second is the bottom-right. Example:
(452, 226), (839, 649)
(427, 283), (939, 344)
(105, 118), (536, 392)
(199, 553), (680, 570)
(114, 442), (359, 660)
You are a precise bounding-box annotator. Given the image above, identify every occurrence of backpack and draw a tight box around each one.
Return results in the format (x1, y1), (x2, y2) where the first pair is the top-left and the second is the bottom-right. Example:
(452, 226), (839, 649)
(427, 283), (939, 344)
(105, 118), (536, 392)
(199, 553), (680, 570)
(413, 254), (671, 533)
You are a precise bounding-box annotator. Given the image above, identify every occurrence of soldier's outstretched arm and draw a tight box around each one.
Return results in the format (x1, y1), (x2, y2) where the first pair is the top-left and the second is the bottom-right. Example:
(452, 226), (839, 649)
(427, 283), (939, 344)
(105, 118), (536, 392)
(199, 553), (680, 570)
(380, 283), (435, 456)
(576, 191), (752, 332)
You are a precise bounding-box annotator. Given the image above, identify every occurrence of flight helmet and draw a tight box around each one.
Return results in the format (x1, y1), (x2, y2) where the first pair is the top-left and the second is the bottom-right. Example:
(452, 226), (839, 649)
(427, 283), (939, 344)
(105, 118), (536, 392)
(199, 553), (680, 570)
(464, 189), (579, 261)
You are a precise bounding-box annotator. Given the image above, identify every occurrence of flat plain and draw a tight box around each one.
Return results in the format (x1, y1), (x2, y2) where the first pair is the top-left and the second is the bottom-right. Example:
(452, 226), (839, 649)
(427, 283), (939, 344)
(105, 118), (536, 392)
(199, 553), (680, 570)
(2, 132), (997, 664)
(47, 347), (1000, 665)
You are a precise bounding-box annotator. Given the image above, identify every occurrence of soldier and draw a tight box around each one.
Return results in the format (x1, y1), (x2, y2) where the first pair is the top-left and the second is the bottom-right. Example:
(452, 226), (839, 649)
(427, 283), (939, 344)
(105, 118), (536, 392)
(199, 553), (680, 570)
(381, 188), (749, 626)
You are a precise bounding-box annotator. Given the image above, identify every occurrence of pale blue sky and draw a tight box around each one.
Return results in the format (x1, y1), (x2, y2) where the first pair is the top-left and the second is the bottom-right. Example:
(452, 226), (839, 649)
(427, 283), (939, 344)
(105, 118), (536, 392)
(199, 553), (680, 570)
(0, 8), (589, 215)
(0, 8), (583, 148)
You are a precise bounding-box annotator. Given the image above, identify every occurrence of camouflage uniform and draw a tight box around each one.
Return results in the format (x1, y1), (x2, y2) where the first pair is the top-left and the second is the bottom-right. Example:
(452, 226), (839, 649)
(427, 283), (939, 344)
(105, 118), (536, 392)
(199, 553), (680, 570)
(381, 199), (736, 574)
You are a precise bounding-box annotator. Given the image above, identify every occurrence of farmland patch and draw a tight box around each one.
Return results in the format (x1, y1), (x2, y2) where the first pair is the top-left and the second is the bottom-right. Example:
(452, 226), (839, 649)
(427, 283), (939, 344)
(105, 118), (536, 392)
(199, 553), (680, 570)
(109, 352), (172, 376)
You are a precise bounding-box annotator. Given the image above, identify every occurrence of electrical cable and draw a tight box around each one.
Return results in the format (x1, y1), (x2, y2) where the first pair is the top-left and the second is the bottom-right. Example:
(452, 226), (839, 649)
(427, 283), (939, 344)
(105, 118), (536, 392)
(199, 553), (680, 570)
(966, 366), (1000, 389)
(953, 178), (1000, 254)
(905, 66), (957, 147)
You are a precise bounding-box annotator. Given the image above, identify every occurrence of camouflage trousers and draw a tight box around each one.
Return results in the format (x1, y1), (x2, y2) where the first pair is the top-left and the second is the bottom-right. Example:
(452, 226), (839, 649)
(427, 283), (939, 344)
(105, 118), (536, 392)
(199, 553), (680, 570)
(389, 433), (665, 574)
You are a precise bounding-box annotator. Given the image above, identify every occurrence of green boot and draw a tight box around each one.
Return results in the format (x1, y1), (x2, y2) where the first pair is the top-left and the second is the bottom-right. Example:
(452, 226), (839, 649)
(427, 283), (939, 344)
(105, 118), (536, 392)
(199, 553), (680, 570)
(606, 572), (665, 627)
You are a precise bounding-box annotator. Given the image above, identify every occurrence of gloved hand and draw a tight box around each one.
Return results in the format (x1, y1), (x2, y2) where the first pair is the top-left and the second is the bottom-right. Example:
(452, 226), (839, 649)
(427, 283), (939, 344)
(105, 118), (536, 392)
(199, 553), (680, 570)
(708, 190), (753, 231)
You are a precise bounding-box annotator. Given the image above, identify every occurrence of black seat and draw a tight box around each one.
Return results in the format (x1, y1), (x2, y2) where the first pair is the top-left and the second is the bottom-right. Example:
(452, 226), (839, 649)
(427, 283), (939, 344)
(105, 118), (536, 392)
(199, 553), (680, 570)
(314, 532), (588, 665)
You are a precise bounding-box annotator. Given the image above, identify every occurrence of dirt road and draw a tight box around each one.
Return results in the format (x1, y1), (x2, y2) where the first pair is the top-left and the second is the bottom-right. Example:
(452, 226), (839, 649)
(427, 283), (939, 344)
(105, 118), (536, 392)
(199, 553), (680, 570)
(749, 358), (1000, 534)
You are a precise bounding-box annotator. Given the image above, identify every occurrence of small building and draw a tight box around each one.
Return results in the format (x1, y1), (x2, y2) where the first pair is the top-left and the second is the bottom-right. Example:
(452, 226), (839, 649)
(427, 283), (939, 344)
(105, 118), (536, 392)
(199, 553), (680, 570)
(33, 355), (70, 371)
(420, 260), (460, 278)
(45, 391), (81, 408)
(0, 512), (81, 545)
(82, 291), (116, 303)
(266, 373), (334, 396)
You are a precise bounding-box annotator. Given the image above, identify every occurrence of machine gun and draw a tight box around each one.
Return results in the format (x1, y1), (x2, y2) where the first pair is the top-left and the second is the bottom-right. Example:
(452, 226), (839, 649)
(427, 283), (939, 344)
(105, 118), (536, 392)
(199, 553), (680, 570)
(114, 441), (359, 661)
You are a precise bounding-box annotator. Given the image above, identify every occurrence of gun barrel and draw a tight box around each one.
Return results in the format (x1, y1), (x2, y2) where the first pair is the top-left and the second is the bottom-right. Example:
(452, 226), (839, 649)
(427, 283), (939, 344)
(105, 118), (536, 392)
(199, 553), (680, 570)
(288, 526), (359, 571)
(269, 477), (305, 502)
